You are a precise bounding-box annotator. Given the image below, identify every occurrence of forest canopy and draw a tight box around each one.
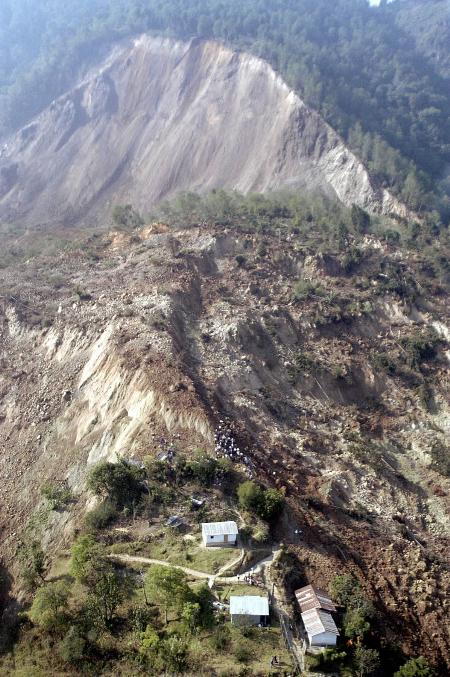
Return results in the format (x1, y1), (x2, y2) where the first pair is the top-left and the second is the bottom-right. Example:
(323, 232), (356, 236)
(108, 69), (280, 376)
(0, 0), (449, 218)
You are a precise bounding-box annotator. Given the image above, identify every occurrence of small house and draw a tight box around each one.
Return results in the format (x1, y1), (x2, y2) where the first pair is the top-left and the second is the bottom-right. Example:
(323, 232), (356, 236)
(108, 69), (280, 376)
(230, 595), (269, 627)
(301, 608), (339, 647)
(295, 584), (337, 614)
(201, 520), (238, 547)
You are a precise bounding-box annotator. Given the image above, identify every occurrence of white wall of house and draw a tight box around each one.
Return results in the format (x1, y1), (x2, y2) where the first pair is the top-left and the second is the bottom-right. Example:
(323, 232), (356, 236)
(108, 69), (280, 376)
(308, 631), (338, 647)
(203, 532), (237, 547)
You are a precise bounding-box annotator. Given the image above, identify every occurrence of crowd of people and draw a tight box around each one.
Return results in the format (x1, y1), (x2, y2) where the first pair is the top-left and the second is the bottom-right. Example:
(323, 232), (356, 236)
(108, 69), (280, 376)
(214, 420), (255, 478)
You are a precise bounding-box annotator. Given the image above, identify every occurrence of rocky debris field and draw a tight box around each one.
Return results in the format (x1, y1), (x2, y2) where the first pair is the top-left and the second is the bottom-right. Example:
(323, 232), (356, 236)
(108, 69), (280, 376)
(0, 218), (449, 670)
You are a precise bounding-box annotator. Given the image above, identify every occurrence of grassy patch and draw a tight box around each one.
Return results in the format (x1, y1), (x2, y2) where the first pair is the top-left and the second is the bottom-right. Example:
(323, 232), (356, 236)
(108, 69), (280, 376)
(108, 530), (238, 574)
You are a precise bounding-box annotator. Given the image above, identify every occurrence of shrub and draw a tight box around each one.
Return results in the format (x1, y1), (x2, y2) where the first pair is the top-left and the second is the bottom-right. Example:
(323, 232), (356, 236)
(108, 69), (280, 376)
(394, 657), (435, 677)
(18, 538), (46, 590)
(341, 245), (364, 273)
(428, 441), (450, 477)
(84, 499), (116, 531)
(160, 636), (190, 673)
(29, 580), (71, 633)
(185, 454), (218, 486)
(401, 330), (440, 369)
(234, 639), (252, 663)
(112, 204), (144, 229)
(292, 279), (325, 301)
(211, 625), (231, 650)
(58, 626), (86, 664)
(383, 228), (401, 245)
(40, 482), (72, 510)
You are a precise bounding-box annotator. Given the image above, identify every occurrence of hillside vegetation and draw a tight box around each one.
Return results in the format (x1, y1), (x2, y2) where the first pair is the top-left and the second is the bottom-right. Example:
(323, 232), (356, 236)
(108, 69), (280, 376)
(1, 0), (450, 217)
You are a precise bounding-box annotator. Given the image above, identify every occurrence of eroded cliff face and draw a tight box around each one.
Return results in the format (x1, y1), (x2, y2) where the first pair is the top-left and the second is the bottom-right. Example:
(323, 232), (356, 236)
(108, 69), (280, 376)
(0, 222), (448, 667)
(0, 36), (409, 227)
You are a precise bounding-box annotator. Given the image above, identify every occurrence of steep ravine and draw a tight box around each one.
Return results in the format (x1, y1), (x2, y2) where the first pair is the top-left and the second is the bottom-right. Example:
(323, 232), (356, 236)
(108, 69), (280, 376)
(0, 35), (410, 228)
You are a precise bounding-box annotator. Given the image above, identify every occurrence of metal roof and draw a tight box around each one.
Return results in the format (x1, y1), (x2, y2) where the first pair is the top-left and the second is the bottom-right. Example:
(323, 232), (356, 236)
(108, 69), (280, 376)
(301, 608), (339, 637)
(230, 595), (269, 616)
(295, 584), (337, 613)
(201, 521), (238, 536)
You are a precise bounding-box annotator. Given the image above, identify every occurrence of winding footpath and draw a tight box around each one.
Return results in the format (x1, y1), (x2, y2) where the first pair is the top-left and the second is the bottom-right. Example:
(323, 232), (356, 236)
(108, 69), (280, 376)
(109, 547), (276, 585)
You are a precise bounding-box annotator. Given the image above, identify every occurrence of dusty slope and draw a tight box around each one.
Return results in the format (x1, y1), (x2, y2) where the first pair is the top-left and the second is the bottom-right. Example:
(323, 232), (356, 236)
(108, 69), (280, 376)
(0, 220), (448, 669)
(0, 35), (410, 228)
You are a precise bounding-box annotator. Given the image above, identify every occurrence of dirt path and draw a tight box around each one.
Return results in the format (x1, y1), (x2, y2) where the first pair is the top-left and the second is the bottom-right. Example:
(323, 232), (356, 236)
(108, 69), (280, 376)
(109, 547), (278, 585)
(109, 554), (212, 579)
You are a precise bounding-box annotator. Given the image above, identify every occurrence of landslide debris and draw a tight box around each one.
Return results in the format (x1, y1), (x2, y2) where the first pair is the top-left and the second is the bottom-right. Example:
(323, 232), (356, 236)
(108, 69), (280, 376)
(0, 196), (449, 670)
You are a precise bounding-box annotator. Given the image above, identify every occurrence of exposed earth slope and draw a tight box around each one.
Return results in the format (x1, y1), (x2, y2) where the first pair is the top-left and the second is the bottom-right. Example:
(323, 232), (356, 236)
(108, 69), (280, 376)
(0, 36), (409, 227)
(0, 211), (448, 670)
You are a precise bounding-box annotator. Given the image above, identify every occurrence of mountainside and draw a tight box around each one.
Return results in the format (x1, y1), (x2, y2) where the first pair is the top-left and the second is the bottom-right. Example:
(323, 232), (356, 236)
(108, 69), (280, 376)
(1, 0), (450, 218)
(0, 196), (449, 672)
(393, 0), (450, 81)
(0, 36), (410, 228)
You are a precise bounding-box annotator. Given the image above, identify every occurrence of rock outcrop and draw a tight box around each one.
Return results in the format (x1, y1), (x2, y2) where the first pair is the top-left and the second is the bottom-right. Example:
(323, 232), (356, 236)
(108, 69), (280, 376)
(0, 36), (410, 227)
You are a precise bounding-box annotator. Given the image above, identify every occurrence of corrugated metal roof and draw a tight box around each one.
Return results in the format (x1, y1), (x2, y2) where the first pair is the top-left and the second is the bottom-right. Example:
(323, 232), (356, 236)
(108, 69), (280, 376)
(230, 595), (269, 616)
(301, 608), (339, 637)
(201, 521), (238, 536)
(295, 584), (337, 613)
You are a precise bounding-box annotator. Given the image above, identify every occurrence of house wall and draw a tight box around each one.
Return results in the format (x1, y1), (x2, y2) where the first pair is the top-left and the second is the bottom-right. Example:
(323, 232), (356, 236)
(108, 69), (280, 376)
(308, 631), (337, 647)
(203, 533), (237, 547)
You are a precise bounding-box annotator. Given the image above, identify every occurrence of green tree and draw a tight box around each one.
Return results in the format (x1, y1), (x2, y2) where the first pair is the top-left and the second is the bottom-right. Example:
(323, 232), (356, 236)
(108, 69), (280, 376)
(145, 565), (191, 624)
(19, 541), (46, 590)
(86, 460), (145, 510)
(181, 601), (201, 633)
(86, 570), (127, 629)
(394, 657), (435, 677)
(237, 481), (284, 521)
(237, 480), (263, 513)
(29, 580), (71, 633)
(353, 646), (380, 677)
(70, 534), (106, 584)
(330, 574), (362, 607)
(343, 607), (371, 639)
(194, 583), (215, 628)
(351, 204), (371, 233)
(259, 488), (284, 521)
(139, 624), (161, 664)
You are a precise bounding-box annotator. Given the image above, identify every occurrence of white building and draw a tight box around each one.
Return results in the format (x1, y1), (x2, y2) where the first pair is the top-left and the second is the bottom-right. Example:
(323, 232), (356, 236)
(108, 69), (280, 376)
(230, 595), (270, 626)
(201, 520), (238, 547)
(301, 608), (339, 647)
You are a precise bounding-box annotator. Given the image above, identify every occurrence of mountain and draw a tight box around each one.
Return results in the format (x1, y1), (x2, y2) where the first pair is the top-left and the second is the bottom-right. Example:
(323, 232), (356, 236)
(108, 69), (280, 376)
(1, 0), (450, 219)
(0, 1), (449, 675)
(0, 36), (410, 228)
(0, 197), (449, 673)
